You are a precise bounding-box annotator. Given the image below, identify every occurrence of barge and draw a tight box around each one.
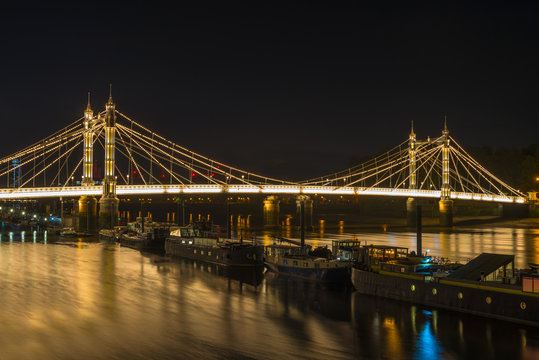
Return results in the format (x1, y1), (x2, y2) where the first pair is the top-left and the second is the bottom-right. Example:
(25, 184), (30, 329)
(351, 244), (539, 327)
(165, 221), (264, 267)
(118, 217), (174, 251)
(263, 237), (360, 283)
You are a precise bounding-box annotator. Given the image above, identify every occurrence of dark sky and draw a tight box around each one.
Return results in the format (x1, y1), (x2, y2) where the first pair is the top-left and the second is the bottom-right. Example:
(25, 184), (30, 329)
(0, 1), (538, 181)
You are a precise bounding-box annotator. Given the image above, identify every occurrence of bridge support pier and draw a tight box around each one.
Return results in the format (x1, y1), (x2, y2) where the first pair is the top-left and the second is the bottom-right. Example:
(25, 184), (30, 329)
(99, 197), (119, 229)
(296, 195), (313, 231)
(406, 197), (417, 227)
(439, 199), (453, 227)
(499, 203), (530, 218)
(263, 195), (280, 228)
(78, 196), (97, 233)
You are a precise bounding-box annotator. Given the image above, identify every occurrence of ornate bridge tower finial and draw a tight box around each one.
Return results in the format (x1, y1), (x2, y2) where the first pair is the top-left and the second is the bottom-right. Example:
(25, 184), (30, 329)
(439, 115), (453, 227)
(82, 92), (95, 186)
(408, 120), (416, 190)
(441, 116), (450, 199)
(99, 85), (119, 228)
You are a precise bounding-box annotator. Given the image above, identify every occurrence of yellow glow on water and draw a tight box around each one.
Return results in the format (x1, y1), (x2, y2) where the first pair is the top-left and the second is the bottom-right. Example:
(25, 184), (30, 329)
(383, 316), (403, 360)
(318, 219), (325, 238)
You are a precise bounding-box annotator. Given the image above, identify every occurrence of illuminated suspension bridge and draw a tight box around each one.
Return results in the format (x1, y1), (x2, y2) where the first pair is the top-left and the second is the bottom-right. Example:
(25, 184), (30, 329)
(0, 90), (528, 227)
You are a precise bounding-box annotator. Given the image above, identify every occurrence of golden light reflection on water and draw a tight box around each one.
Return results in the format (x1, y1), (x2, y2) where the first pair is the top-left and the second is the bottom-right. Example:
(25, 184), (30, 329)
(0, 238), (355, 360)
(383, 316), (404, 360)
(1, 223), (538, 359)
(338, 220), (344, 234)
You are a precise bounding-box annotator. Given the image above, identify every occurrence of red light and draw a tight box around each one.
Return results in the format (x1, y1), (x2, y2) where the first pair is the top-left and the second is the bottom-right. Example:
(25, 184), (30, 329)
(191, 172), (196, 177)
(161, 174), (165, 178)
(211, 173), (215, 177)
(133, 170), (137, 174)
(217, 165), (220, 169)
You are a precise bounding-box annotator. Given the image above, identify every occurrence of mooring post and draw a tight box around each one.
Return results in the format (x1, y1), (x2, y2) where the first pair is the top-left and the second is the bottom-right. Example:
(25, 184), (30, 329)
(416, 204), (422, 256)
(300, 198), (305, 248)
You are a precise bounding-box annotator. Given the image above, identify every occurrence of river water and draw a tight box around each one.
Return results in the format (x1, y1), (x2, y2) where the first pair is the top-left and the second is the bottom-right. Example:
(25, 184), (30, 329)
(0, 226), (539, 360)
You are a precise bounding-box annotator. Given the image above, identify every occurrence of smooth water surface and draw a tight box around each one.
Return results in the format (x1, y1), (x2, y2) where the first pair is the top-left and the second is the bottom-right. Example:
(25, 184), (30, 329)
(0, 226), (538, 359)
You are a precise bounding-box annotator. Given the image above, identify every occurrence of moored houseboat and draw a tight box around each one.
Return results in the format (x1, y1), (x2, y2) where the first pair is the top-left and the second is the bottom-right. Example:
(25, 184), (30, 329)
(165, 221), (264, 266)
(351, 244), (539, 327)
(263, 237), (359, 283)
(119, 217), (175, 251)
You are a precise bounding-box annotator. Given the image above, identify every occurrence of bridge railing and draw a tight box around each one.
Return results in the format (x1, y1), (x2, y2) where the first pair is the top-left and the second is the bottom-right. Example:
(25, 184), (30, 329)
(0, 184), (527, 203)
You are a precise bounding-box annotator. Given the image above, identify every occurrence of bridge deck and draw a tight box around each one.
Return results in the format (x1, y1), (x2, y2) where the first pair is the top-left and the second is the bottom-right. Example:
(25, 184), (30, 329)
(0, 185), (526, 203)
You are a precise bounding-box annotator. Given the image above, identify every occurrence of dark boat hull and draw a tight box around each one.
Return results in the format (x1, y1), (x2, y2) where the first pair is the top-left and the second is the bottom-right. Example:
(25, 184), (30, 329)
(119, 234), (165, 251)
(351, 267), (539, 326)
(265, 262), (350, 283)
(165, 239), (264, 267)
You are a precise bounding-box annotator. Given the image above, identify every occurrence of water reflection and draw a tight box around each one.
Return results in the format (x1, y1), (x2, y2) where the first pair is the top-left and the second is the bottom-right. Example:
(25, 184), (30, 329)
(0, 225), (538, 359)
(352, 292), (539, 360)
(0, 239), (354, 359)
(266, 226), (539, 269)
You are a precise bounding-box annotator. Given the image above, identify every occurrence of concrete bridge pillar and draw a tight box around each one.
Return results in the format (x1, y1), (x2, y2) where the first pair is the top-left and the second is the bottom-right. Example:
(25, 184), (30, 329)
(263, 195), (280, 228)
(500, 202), (530, 218)
(439, 199), (453, 227)
(296, 195), (313, 231)
(406, 197), (418, 227)
(78, 196), (97, 232)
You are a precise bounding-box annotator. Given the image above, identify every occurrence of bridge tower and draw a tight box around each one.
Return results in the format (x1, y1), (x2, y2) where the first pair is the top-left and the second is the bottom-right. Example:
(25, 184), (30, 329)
(82, 92), (95, 186)
(439, 118), (453, 227)
(79, 93), (98, 232)
(99, 87), (119, 228)
(406, 122), (418, 227)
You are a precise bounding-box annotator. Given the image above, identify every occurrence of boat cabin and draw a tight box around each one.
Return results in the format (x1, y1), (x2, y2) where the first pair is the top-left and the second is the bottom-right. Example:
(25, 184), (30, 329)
(360, 245), (409, 264)
(448, 253), (516, 283)
(331, 239), (361, 261)
(264, 243), (311, 258)
(169, 221), (219, 239)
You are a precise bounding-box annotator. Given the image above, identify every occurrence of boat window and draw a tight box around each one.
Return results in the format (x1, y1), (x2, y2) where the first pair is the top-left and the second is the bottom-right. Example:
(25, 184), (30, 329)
(283, 259), (288, 265)
(201, 251), (204, 255)
(208, 251), (212, 256)
(194, 250), (197, 254)
(304, 262), (308, 267)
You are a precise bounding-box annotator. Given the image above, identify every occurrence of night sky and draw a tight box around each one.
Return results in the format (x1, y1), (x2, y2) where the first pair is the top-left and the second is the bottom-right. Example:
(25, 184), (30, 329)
(0, 2), (538, 181)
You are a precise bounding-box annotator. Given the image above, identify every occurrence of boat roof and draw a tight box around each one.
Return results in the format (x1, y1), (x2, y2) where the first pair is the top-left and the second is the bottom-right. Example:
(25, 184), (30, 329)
(447, 253), (514, 281)
(332, 239), (361, 244)
(363, 244), (408, 250)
